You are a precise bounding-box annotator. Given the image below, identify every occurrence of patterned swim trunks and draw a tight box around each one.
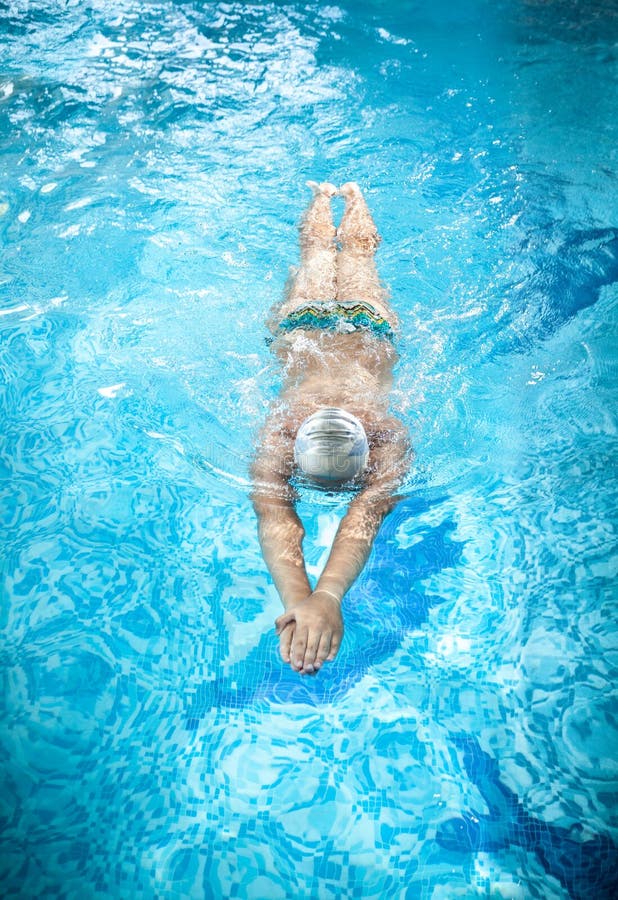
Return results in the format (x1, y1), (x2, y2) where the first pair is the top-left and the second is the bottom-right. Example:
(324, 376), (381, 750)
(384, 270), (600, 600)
(278, 300), (395, 339)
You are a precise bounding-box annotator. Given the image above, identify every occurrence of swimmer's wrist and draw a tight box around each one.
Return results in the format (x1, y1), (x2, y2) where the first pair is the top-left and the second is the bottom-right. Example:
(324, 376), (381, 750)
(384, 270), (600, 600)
(277, 572), (313, 609)
(282, 588), (311, 609)
(313, 585), (342, 604)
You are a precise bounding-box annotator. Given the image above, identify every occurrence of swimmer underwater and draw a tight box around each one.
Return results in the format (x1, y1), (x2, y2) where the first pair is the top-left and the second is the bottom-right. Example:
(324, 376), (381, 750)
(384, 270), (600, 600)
(251, 182), (411, 676)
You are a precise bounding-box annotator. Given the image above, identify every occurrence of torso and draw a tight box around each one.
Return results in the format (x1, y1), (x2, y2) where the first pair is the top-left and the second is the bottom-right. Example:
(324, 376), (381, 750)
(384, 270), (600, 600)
(271, 329), (398, 434)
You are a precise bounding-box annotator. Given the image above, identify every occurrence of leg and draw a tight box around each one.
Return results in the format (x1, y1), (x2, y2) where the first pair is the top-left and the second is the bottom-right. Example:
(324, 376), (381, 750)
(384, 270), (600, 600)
(335, 182), (397, 327)
(275, 181), (337, 323)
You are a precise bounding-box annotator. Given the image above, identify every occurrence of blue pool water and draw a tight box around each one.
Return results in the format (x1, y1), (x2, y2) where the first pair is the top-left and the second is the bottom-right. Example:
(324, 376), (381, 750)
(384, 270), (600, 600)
(1, 0), (617, 896)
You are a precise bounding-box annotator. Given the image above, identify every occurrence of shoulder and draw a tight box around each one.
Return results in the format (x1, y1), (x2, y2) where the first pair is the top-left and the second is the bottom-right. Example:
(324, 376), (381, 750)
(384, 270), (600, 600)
(367, 414), (410, 452)
(251, 407), (298, 503)
(363, 414), (412, 489)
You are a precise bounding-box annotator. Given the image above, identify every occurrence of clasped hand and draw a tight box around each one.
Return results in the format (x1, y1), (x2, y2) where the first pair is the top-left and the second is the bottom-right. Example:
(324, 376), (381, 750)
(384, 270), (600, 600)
(275, 590), (343, 675)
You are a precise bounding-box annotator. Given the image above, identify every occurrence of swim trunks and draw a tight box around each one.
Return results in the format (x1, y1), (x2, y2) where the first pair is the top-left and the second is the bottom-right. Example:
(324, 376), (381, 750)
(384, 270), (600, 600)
(278, 300), (395, 339)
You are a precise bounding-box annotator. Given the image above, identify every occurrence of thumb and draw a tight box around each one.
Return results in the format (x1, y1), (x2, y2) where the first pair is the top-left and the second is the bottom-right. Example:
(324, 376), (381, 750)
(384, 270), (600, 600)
(275, 610), (296, 633)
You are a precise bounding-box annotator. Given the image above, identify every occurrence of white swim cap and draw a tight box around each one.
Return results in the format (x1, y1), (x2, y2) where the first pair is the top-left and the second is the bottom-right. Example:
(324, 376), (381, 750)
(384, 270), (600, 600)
(294, 407), (369, 484)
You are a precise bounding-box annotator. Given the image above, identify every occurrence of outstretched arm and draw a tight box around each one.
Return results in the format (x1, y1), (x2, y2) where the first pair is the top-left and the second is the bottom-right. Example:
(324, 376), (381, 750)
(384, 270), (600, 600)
(252, 492), (312, 609)
(251, 431), (312, 609)
(275, 420), (411, 673)
(315, 479), (400, 599)
(252, 427), (334, 675)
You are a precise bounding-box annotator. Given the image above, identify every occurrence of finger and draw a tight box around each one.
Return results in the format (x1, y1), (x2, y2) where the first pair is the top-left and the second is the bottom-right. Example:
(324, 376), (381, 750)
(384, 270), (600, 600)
(314, 632), (332, 670)
(291, 625), (308, 672)
(275, 611), (296, 634)
(327, 631), (342, 661)
(278, 623), (294, 663)
(302, 629), (322, 674)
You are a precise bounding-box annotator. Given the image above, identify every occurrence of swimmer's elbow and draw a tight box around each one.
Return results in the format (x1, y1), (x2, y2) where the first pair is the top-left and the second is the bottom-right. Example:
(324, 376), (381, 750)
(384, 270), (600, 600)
(250, 457), (290, 511)
(250, 476), (296, 516)
(251, 489), (287, 516)
(352, 483), (403, 524)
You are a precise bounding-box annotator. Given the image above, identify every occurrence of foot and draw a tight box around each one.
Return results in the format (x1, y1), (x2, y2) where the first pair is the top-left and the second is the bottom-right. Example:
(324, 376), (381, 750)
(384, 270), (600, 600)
(337, 181), (380, 250)
(338, 181), (362, 199)
(307, 180), (337, 198)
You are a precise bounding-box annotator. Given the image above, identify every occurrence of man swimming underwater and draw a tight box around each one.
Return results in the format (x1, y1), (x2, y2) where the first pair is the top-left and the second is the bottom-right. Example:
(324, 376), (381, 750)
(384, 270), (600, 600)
(251, 182), (410, 677)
